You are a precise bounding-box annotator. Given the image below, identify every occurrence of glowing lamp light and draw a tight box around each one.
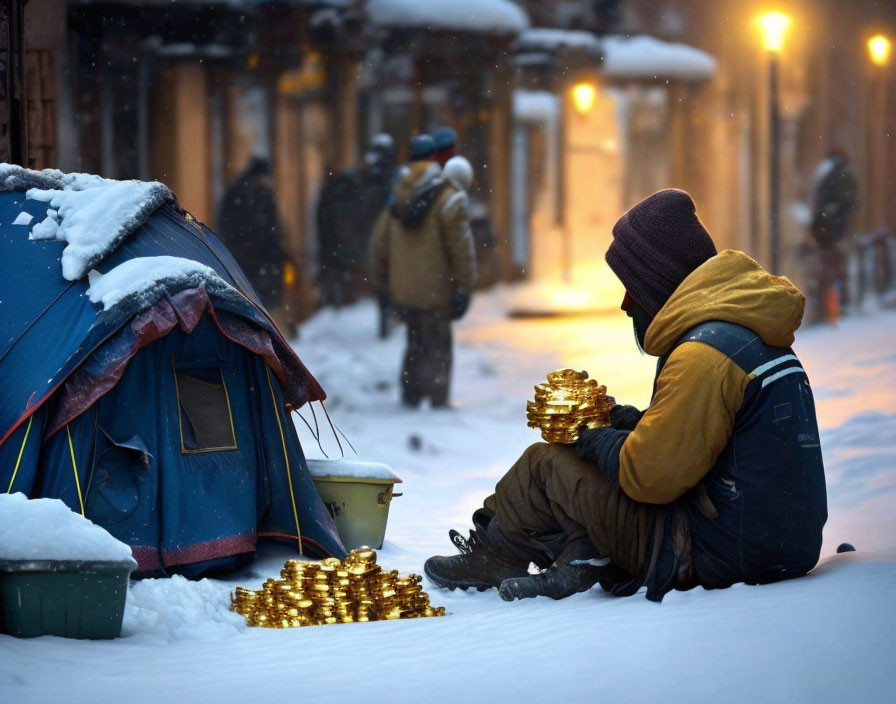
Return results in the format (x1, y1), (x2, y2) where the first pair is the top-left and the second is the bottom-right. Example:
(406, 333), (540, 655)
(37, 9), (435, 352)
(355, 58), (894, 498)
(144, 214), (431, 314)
(571, 82), (597, 115)
(868, 34), (892, 67)
(758, 12), (792, 53)
(283, 260), (296, 288)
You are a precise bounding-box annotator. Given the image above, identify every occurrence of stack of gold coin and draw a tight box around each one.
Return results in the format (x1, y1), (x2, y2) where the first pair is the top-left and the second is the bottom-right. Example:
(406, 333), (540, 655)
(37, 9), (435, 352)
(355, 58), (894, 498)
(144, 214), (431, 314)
(526, 369), (615, 444)
(230, 548), (446, 628)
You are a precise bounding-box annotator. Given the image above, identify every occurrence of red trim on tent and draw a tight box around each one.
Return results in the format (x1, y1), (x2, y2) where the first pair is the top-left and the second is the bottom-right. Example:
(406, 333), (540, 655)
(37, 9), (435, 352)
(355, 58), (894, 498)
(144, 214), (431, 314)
(43, 287), (324, 440)
(130, 546), (162, 573)
(161, 533), (258, 568)
(131, 533), (258, 573)
(0, 285), (325, 450)
(130, 534), (335, 573)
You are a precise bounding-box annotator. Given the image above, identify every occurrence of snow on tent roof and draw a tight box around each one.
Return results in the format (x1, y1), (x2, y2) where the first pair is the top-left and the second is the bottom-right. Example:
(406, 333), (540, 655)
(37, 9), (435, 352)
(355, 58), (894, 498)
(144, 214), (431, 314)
(0, 164), (174, 282)
(513, 28), (601, 57)
(367, 0), (529, 35)
(600, 35), (716, 81)
(87, 256), (234, 311)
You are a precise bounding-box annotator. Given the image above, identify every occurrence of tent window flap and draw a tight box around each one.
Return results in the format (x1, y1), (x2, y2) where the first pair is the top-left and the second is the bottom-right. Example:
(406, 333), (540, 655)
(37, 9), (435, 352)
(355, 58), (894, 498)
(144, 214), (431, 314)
(174, 365), (237, 453)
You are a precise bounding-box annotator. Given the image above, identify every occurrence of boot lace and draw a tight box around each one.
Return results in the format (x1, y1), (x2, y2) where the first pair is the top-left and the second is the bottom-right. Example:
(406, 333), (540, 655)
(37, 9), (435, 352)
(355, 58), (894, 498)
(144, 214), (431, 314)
(448, 528), (484, 555)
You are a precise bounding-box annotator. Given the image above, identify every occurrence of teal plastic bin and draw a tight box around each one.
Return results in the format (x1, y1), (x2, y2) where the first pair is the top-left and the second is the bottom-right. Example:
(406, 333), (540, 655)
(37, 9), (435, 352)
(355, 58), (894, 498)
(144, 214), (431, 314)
(0, 558), (135, 639)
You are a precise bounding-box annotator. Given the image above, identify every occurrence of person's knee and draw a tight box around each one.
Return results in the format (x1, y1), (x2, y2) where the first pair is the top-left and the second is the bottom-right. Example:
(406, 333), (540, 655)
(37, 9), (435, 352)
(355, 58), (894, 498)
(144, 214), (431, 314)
(521, 442), (552, 461)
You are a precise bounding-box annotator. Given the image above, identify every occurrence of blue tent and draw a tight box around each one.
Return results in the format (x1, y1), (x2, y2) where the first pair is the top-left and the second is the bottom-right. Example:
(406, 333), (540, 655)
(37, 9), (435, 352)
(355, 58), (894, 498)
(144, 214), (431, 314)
(0, 171), (345, 577)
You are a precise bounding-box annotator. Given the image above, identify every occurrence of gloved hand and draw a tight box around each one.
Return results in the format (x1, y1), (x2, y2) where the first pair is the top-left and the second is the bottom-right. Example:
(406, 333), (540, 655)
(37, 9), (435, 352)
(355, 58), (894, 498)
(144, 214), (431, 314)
(451, 290), (471, 320)
(576, 426), (629, 482)
(609, 404), (644, 431)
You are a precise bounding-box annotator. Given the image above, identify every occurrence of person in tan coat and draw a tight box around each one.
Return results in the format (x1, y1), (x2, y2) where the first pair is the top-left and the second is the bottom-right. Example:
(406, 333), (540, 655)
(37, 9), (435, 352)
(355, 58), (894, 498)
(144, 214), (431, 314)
(425, 189), (827, 601)
(370, 157), (477, 408)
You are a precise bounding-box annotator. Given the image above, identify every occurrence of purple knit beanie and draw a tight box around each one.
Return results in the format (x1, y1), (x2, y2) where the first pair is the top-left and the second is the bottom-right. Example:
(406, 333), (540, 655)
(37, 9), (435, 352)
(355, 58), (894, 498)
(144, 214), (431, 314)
(606, 189), (717, 316)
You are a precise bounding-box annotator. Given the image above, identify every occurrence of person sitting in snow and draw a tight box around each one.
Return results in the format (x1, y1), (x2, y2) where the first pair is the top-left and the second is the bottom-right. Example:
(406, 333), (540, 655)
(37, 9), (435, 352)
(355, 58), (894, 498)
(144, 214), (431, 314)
(424, 189), (828, 601)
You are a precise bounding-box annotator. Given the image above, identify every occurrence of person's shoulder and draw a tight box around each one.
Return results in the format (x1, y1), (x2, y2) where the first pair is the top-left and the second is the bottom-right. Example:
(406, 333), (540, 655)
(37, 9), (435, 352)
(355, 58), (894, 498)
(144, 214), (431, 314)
(439, 184), (469, 215)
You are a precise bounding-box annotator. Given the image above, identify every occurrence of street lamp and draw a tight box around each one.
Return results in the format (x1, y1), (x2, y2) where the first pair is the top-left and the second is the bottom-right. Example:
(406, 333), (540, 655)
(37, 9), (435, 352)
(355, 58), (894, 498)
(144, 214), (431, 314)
(867, 34), (891, 229)
(868, 34), (892, 68)
(558, 80), (597, 283)
(758, 11), (791, 274)
(571, 82), (596, 115)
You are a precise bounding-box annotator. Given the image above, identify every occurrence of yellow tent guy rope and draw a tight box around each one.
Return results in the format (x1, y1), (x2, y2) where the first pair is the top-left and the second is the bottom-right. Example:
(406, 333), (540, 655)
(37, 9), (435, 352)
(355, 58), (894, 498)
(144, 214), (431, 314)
(266, 367), (302, 554)
(66, 424), (85, 516)
(7, 415), (33, 493)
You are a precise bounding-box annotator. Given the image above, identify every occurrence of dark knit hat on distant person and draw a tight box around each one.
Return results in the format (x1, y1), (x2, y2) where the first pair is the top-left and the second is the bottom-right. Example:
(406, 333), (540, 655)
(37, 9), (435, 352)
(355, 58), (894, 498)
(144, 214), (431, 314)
(433, 127), (457, 150)
(410, 134), (436, 162)
(606, 189), (717, 317)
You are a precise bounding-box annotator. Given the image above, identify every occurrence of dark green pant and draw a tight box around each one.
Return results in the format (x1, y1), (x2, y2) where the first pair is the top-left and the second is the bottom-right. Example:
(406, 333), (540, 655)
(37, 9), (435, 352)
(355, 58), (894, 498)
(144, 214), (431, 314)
(483, 443), (659, 579)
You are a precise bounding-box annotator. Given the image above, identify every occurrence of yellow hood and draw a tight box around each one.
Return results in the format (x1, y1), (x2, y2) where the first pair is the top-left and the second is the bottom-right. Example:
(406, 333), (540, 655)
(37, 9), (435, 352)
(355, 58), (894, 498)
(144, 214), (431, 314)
(643, 250), (806, 357)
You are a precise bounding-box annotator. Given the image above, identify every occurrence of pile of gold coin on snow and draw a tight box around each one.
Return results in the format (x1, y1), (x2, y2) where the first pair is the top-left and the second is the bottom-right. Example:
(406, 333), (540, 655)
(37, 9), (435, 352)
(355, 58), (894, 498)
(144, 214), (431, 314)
(230, 548), (445, 628)
(526, 369), (615, 444)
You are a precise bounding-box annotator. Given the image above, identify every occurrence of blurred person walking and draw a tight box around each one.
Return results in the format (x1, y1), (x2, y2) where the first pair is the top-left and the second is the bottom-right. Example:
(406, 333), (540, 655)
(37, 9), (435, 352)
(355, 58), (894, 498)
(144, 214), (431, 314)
(370, 140), (477, 408)
(809, 149), (857, 322)
(316, 136), (398, 310)
(361, 135), (400, 337)
(362, 133), (397, 215)
(315, 164), (363, 308)
(217, 156), (288, 313)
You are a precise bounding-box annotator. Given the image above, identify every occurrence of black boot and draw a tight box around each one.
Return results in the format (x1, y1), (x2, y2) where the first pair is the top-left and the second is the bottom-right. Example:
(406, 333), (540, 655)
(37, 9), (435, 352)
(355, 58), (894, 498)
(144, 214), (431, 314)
(424, 529), (529, 592)
(498, 539), (614, 601)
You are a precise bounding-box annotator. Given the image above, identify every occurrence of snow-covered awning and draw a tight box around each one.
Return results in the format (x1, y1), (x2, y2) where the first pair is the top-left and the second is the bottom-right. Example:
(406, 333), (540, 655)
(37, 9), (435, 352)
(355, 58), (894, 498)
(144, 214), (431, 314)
(513, 90), (559, 124)
(600, 35), (716, 81)
(513, 28), (601, 58)
(367, 0), (529, 36)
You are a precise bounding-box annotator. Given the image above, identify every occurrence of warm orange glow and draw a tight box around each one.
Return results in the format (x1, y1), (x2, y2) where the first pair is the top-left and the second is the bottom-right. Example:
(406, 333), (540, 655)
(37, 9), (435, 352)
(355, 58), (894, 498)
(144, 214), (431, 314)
(757, 12), (792, 53)
(283, 260), (296, 288)
(868, 34), (892, 67)
(571, 82), (597, 115)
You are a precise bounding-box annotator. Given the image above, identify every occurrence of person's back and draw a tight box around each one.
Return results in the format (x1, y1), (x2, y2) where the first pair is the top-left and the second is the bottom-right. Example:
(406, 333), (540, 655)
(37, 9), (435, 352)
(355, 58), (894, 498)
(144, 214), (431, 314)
(635, 251), (827, 592)
(811, 152), (857, 249)
(315, 167), (365, 305)
(808, 151), (857, 322)
(217, 158), (284, 309)
(370, 161), (475, 314)
(370, 157), (476, 408)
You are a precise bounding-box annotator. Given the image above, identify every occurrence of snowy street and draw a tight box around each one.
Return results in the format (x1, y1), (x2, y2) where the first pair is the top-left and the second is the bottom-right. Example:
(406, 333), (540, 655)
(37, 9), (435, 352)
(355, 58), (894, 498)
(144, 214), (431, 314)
(3, 287), (896, 703)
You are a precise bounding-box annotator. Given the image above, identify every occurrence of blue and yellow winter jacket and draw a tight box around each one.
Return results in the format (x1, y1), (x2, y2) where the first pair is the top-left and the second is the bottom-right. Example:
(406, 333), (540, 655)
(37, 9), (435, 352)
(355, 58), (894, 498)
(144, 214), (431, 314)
(581, 250), (828, 595)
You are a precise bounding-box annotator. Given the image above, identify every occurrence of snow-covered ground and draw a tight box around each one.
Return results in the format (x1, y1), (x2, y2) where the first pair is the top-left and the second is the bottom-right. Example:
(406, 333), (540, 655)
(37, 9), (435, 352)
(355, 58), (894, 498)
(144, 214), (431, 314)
(3, 287), (896, 703)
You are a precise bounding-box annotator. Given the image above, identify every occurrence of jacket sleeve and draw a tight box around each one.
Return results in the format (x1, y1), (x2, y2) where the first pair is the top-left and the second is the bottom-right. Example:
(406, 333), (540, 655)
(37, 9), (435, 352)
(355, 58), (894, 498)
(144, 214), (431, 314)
(369, 210), (390, 291)
(576, 426), (629, 480)
(439, 191), (477, 291)
(617, 341), (751, 504)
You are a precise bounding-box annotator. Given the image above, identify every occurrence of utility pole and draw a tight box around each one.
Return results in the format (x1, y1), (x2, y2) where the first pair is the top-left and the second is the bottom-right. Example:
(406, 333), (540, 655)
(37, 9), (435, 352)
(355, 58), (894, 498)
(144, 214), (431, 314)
(757, 11), (791, 274)
(1, 0), (28, 165)
(769, 51), (781, 274)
